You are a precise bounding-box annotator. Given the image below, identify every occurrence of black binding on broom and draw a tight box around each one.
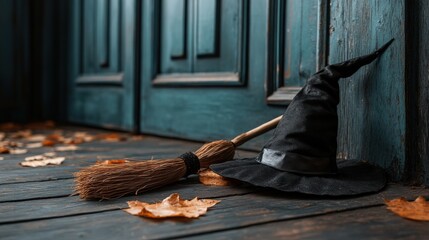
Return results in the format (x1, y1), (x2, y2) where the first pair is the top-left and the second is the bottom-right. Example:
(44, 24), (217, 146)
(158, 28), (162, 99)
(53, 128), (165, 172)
(179, 152), (200, 177)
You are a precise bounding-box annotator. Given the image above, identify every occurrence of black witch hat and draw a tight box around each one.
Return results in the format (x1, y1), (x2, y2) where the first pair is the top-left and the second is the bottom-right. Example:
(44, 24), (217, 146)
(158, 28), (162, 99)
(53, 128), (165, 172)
(210, 39), (394, 196)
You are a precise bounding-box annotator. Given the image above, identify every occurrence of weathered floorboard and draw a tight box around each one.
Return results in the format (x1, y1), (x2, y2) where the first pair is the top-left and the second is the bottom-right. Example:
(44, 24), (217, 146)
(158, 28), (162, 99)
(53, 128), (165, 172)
(0, 184), (426, 240)
(186, 205), (429, 240)
(0, 179), (255, 224)
(0, 179), (73, 203)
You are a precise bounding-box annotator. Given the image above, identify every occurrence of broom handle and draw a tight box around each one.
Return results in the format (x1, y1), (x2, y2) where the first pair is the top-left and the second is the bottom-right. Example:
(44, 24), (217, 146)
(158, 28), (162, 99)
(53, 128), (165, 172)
(230, 115), (282, 146)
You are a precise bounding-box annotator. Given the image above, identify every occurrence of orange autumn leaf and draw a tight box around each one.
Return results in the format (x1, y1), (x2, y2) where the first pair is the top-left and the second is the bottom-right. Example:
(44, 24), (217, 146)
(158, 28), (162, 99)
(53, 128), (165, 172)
(46, 133), (64, 142)
(96, 159), (130, 165)
(124, 193), (220, 219)
(97, 133), (125, 142)
(385, 196), (429, 221)
(68, 137), (85, 145)
(199, 169), (236, 186)
(42, 139), (56, 147)
(0, 146), (9, 154)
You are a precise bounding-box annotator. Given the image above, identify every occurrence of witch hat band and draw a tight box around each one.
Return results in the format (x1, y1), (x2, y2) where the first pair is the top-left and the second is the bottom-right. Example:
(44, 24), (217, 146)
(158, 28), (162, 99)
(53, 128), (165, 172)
(210, 39), (394, 196)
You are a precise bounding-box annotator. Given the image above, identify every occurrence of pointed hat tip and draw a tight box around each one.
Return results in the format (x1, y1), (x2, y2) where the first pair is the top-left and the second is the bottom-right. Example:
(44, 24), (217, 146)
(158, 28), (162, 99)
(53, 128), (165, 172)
(375, 38), (394, 55)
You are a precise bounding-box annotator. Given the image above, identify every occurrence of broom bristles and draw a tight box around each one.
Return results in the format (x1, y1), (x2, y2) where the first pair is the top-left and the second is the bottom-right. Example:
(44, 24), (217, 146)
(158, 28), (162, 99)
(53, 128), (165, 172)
(195, 140), (235, 168)
(74, 140), (236, 200)
(74, 158), (186, 200)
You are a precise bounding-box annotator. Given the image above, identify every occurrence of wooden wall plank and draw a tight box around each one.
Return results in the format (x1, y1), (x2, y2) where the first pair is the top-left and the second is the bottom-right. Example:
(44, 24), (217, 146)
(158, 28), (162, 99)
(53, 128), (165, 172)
(405, 0), (429, 187)
(416, 1), (429, 186)
(330, 0), (406, 180)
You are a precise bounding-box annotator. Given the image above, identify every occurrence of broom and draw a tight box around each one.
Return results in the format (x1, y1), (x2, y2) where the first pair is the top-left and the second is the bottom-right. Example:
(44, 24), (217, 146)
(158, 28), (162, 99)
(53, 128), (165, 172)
(74, 116), (282, 199)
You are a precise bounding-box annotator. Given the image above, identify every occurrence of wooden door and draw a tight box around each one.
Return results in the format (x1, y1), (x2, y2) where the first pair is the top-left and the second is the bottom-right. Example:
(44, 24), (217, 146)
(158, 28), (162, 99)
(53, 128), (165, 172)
(68, 0), (137, 130)
(140, 0), (326, 147)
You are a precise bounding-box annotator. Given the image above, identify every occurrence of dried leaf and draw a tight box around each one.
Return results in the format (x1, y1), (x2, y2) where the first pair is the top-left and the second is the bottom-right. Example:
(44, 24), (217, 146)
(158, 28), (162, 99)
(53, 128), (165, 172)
(0, 156), (4, 160)
(124, 193), (220, 219)
(62, 137), (85, 145)
(42, 139), (57, 147)
(74, 132), (95, 142)
(97, 133), (125, 142)
(1, 141), (23, 148)
(199, 169), (236, 186)
(10, 130), (32, 139)
(96, 159), (130, 165)
(43, 152), (57, 158)
(0, 132), (5, 141)
(9, 148), (28, 155)
(55, 145), (79, 151)
(385, 196), (429, 221)
(20, 157), (65, 167)
(25, 152), (56, 161)
(26, 142), (43, 149)
(26, 134), (46, 142)
(130, 135), (145, 141)
(21, 153), (64, 167)
(0, 146), (9, 154)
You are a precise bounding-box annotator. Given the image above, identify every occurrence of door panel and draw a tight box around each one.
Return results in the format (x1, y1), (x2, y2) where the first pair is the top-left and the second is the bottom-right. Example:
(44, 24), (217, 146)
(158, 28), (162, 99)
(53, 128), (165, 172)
(155, 0), (245, 85)
(141, 0), (284, 148)
(160, 0), (189, 73)
(69, 0), (136, 130)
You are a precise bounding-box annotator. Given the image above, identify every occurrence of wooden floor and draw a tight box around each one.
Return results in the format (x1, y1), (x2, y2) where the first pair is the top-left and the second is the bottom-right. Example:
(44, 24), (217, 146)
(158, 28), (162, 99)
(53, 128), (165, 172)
(1, 126), (428, 240)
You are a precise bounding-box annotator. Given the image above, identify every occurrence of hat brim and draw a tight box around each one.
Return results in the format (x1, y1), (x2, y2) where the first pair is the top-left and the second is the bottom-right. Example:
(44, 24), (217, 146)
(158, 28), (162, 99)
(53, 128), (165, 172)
(210, 158), (387, 196)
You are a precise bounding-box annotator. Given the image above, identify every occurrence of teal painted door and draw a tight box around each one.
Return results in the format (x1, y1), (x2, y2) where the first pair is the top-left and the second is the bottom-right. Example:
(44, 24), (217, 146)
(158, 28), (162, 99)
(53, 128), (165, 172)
(140, 0), (326, 148)
(68, 0), (137, 130)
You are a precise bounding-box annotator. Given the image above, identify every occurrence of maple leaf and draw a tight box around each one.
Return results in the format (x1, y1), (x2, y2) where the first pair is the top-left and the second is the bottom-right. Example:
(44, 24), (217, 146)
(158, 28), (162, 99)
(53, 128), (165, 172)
(385, 196), (429, 221)
(124, 193), (220, 219)
(199, 169), (236, 186)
